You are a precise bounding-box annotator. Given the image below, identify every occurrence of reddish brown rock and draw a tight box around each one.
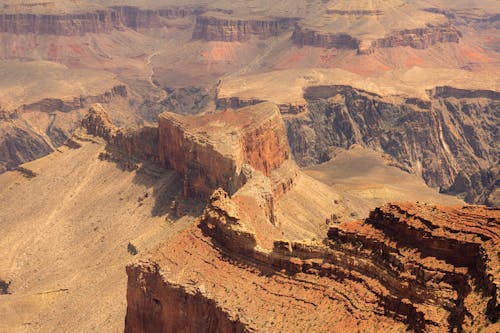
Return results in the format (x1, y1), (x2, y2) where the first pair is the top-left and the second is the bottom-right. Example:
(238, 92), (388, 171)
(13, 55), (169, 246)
(368, 24), (462, 50)
(0, 6), (203, 35)
(158, 103), (291, 198)
(125, 202), (499, 333)
(192, 14), (296, 42)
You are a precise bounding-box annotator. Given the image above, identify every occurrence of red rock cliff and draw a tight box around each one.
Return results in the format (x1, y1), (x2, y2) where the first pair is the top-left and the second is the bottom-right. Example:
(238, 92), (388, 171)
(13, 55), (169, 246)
(125, 202), (499, 332)
(192, 14), (296, 41)
(158, 103), (291, 198)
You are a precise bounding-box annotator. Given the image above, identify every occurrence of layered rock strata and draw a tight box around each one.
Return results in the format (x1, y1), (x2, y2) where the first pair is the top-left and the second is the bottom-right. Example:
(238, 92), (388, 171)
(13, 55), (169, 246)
(0, 6), (203, 35)
(125, 202), (499, 332)
(81, 104), (159, 163)
(0, 85), (128, 173)
(291, 26), (360, 49)
(285, 85), (499, 204)
(291, 24), (461, 52)
(192, 14), (296, 41)
(158, 102), (291, 198)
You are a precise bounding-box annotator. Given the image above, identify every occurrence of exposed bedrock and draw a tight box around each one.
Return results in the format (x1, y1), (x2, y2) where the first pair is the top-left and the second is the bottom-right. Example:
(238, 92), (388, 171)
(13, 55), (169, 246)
(285, 85), (499, 204)
(158, 103), (291, 198)
(81, 104), (159, 163)
(0, 85), (128, 173)
(0, 6), (203, 35)
(291, 23), (461, 52)
(125, 262), (248, 333)
(291, 26), (360, 49)
(192, 14), (296, 41)
(368, 24), (461, 50)
(125, 202), (499, 332)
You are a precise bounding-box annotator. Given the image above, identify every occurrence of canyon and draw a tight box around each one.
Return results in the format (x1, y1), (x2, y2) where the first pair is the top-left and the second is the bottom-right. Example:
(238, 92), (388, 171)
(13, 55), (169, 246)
(0, 0), (499, 332)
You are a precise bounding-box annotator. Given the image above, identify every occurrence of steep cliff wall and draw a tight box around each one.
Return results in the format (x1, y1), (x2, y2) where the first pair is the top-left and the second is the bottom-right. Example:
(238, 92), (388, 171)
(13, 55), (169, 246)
(0, 85), (128, 173)
(125, 263), (248, 333)
(368, 24), (461, 51)
(0, 6), (203, 35)
(292, 24), (461, 52)
(125, 202), (499, 332)
(291, 26), (360, 49)
(192, 14), (296, 41)
(158, 103), (291, 198)
(81, 104), (159, 163)
(285, 85), (499, 204)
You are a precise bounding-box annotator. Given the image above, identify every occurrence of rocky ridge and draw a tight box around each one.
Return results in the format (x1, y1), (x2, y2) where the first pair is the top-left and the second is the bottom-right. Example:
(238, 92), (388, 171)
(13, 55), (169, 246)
(192, 14), (296, 41)
(0, 85), (128, 173)
(125, 200), (500, 332)
(0, 5), (204, 35)
(158, 102), (291, 198)
(292, 23), (461, 53)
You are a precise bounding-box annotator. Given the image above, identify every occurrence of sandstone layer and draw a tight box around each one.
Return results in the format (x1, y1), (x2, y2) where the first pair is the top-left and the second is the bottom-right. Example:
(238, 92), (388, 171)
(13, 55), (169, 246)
(192, 13), (296, 42)
(158, 103), (291, 198)
(125, 202), (500, 332)
(0, 5), (203, 35)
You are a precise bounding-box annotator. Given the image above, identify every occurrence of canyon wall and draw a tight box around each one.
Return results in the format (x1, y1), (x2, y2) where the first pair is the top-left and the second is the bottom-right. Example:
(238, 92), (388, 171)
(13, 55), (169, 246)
(0, 6), (203, 35)
(291, 24), (461, 52)
(285, 85), (499, 204)
(291, 26), (360, 49)
(81, 104), (159, 163)
(192, 15), (296, 41)
(125, 263), (248, 333)
(0, 85), (128, 173)
(158, 103), (291, 198)
(367, 24), (461, 51)
(125, 202), (499, 332)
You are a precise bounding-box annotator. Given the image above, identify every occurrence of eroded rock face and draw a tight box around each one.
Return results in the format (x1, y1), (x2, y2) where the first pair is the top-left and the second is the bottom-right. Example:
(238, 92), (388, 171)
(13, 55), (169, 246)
(192, 14), (296, 41)
(285, 85), (499, 204)
(0, 6), (203, 35)
(81, 104), (159, 163)
(125, 203), (499, 332)
(0, 86), (127, 173)
(291, 26), (360, 49)
(125, 262), (248, 333)
(368, 24), (461, 51)
(158, 103), (291, 198)
(291, 23), (461, 52)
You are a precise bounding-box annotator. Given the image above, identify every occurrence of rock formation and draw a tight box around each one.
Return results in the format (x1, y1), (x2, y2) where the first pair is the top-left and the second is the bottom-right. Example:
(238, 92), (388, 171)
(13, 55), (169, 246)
(366, 24), (461, 52)
(82, 104), (159, 163)
(158, 102), (291, 198)
(0, 6), (203, 35)
(285, 85), (499, 204)
(291, 26), (360, 49)
(292, 23), (461, 53)
(125, 202), (500, 332)
(192, 14), (296, 41)
(0, 85), (128, 173)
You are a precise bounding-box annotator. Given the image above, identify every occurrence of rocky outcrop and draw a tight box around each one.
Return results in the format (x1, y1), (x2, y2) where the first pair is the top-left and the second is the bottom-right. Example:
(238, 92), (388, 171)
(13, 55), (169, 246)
(0, 6), (203, 35)
(291, 25), (360, 49)
(158, 103), (291, 198)
(0, 278), (11, 295)
(81, 104), (159, 163)
(285, 85), (499, 204)
(192, 14), (296, 41)
(446, 166), (500, 206)
(125, 262), (249, 333)
(125, 202), (499, 332)
(292, 24), (461, 52)
(17, 85), (127, 114)
(216, 98), (307, 115)
(0, 86), (128, 173)
(368, 24), (461, 51)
